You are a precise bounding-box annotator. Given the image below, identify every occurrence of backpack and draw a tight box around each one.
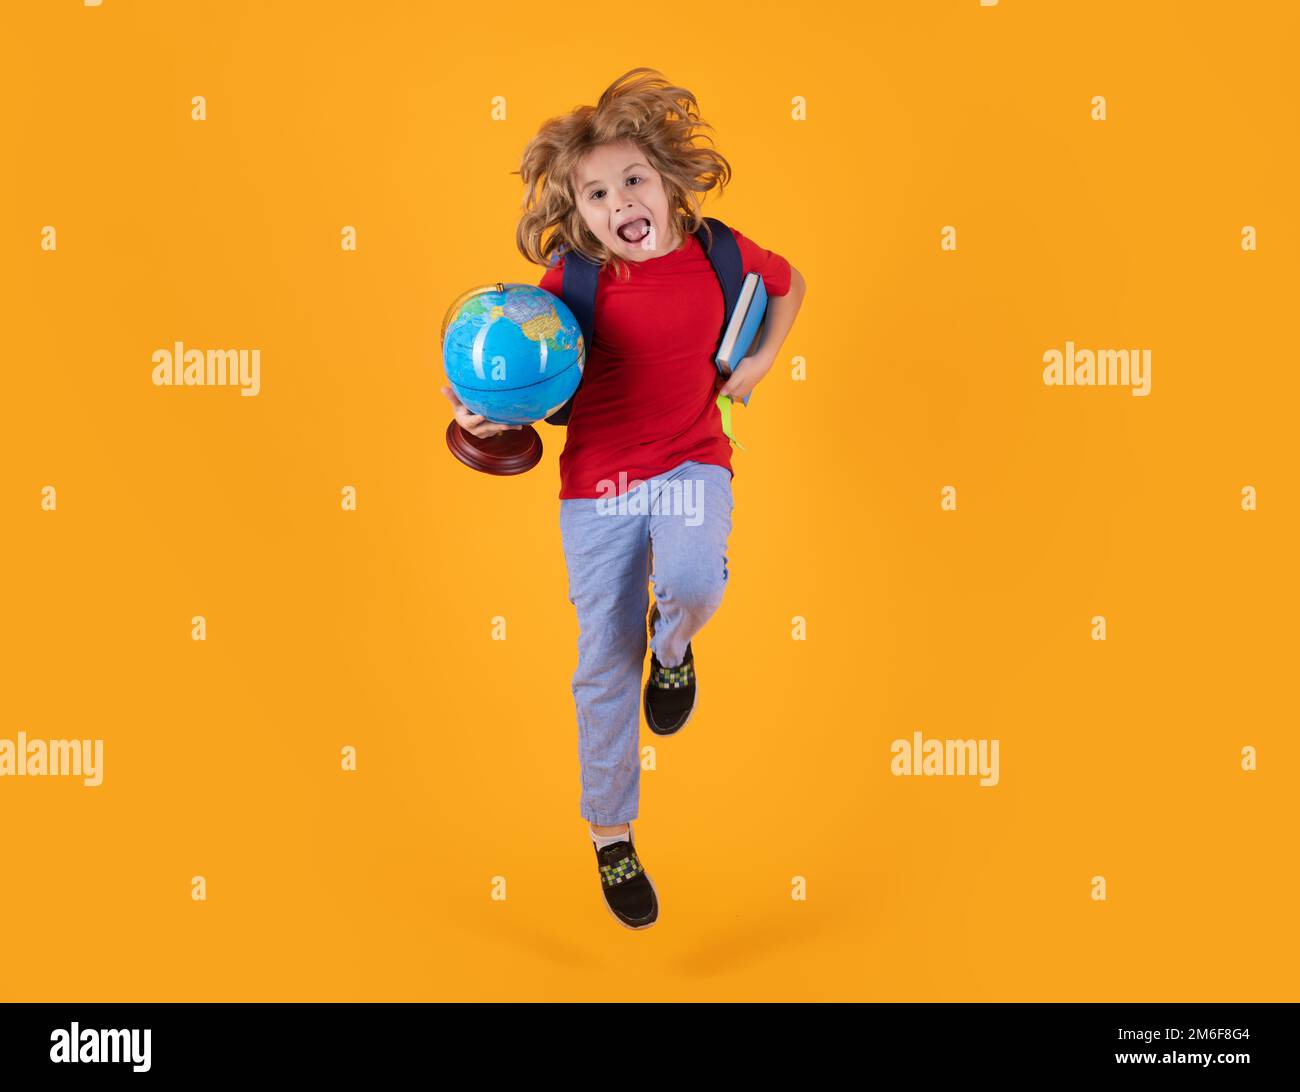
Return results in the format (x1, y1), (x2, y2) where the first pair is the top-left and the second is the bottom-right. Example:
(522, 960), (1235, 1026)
(542, 216), (745, 428)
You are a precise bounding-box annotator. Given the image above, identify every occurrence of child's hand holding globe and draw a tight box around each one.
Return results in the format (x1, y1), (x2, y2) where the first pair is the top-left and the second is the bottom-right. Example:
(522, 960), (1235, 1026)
(440, 282), (585, 474)
(439, 385), (523, 439)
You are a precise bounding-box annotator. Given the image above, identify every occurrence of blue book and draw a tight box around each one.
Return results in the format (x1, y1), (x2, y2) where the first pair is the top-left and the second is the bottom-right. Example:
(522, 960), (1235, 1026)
(714, 272), (768, 407)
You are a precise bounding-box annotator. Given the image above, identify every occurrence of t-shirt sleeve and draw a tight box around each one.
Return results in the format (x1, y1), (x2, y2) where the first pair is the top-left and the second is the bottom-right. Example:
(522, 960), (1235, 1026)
(731, 228), (792, 298)
(538, 254), (564, 296)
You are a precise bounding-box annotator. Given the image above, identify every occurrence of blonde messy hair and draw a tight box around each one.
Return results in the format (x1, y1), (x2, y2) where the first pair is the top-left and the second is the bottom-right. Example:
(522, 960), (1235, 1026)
(514, 67), (732, 282)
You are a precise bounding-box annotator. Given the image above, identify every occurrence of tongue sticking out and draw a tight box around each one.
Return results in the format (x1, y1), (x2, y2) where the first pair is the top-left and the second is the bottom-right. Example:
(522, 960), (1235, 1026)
(617, 218), (650, 243)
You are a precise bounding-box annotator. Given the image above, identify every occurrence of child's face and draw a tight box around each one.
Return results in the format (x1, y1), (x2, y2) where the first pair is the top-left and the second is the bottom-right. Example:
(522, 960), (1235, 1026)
(574, 140), (680, 262)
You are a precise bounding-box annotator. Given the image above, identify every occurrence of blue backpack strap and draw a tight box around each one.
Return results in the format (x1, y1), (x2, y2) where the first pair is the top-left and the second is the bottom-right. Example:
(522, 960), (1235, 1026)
(697, 217), (744, 359)
(542, 246), (599, 427)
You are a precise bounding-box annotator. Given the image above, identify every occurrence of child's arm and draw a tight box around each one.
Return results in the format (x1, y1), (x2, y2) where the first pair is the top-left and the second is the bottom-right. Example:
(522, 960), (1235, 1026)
(718, 266), (807, 404)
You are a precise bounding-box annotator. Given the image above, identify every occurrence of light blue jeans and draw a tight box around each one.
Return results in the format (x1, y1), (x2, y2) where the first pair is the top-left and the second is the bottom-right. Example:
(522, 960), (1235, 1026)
(559, 459), (734, 824)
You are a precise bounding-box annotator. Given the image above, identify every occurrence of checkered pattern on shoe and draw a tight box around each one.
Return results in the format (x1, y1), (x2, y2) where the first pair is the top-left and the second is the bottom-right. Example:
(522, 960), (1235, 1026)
(648, 649), (694, 689)
(598, 845), (645, 888)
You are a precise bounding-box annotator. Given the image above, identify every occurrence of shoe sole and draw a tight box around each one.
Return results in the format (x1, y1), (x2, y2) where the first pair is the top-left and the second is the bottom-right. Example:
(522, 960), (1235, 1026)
(600, 867), (661, 931)
(645, 676), (698, 737)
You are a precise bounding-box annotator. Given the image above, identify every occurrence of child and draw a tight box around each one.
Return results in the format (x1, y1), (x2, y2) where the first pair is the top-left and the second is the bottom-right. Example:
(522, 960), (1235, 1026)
(441, 68), (806, 930)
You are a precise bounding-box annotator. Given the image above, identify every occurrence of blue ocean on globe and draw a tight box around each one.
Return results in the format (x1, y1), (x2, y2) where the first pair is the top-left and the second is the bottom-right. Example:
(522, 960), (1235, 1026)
(442, 283), (584, 425)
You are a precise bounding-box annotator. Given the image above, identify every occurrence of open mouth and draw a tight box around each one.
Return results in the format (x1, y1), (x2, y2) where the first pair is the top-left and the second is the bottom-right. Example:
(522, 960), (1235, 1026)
(616, 218), (651, 244)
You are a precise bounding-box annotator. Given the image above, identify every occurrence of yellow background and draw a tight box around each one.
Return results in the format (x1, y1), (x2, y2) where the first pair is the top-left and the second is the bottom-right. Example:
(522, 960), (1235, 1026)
(2, 0), (1295, 1001)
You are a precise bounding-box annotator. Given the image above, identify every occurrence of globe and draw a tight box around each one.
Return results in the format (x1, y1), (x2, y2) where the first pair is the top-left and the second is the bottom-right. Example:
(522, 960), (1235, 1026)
(441, 282), (584, 425)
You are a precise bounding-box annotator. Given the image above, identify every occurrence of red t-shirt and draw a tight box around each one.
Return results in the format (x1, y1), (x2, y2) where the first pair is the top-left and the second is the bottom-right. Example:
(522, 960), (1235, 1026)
(537, 226), (792, 499)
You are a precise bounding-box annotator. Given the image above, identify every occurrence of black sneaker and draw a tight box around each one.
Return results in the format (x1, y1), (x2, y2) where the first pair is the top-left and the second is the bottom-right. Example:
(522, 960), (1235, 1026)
(593, 829), (659, 930)
(644, 641), (698, 736)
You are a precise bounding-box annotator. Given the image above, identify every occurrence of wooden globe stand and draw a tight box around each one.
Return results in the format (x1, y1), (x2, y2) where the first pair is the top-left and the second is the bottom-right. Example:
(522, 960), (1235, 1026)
(445, 420), (543, 475)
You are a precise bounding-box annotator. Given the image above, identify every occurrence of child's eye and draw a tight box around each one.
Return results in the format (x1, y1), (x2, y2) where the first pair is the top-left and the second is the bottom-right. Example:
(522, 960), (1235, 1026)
(589, 177), (642, 202)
